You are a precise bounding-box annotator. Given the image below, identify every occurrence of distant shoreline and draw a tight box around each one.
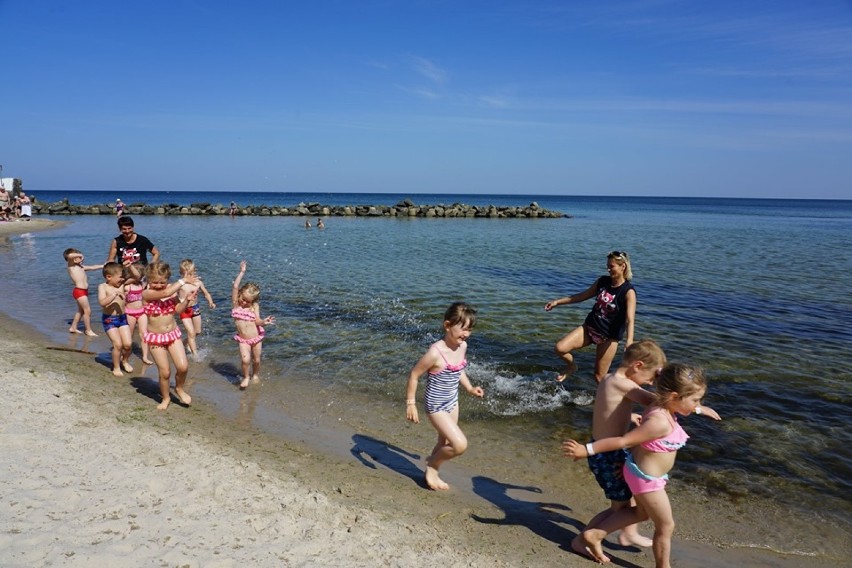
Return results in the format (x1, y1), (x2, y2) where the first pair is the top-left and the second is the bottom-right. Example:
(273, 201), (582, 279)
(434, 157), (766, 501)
(30, 198), (567, 219)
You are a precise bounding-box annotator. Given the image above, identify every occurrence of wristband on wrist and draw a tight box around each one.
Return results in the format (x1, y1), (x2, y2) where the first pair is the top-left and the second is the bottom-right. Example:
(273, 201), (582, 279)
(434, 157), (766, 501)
(406, 399), (416, 405)
(585, 442), (595, 456)
(178, 278), (185, 286)
(695, 406), (702, 415)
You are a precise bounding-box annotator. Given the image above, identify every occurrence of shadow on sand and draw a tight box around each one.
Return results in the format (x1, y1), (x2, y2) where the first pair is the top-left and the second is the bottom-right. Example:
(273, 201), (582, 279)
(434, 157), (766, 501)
(350, 434), (427, 488)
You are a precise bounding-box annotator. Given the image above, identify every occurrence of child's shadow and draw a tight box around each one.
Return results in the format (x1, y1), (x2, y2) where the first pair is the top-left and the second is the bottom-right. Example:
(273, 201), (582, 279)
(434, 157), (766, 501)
(210, 361), (243, 387)
(350, 434), (427, 488)
(128, 377), (190, 408)
(470, 476), (643, 568)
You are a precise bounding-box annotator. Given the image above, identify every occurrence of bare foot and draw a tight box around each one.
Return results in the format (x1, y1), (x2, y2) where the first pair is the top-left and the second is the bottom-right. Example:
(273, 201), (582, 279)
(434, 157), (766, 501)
(571, 533), (610, 564)
(121, 360), (134, 373)
(175, 388), (192, 405)
(84, 330), (98, 337)
(142, 357), (154, 365)
(69, 328), (82, 334)
(555, 362), (577, 383)
(157, 398), (170, 411)
(618, 529), (653, 548)
(239, 377), (250, 390)
(112, 368), (124, 377)
(251, 375), (260, 383)
(425, 462), (449, 491)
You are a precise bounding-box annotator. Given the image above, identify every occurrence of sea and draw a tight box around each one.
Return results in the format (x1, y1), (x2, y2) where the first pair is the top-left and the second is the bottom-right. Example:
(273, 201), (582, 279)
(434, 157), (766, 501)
(3, 190), (851, 531)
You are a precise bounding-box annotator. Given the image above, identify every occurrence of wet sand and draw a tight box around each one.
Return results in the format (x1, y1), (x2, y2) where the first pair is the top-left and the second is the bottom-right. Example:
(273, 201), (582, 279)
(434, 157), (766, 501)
(0, 222), (847, 566)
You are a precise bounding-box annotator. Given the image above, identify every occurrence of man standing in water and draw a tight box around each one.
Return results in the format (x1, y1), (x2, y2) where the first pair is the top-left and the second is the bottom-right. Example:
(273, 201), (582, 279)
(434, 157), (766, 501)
(107, 216), (159, 267)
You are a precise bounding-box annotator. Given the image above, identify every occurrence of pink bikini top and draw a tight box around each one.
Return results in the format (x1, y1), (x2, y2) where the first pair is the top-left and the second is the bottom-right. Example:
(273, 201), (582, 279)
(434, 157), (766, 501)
(126, 286), (143, 303)
(640, 408), (689, 453)
(429, 348), (467, 374)
(232, 307), (257, 322)
(144, 297), (178, 316)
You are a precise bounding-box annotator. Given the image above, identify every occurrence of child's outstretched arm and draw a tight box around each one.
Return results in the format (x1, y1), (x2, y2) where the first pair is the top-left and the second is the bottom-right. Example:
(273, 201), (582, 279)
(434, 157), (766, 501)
(198, 282), (216, 308)
(232, 261), (247, 305)
(694, 404), (722, 420)
(405, 347), (439, 424)
(563, 410), (672, 461)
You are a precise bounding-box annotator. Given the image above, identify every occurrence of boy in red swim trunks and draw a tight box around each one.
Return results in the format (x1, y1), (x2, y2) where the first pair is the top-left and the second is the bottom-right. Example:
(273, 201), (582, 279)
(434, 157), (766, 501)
(64, 248), (104, 336)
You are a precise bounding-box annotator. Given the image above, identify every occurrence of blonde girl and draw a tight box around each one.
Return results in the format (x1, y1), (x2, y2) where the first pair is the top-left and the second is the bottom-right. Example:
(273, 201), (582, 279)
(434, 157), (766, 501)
(545, 250), (636, 383)
(123, 263), (152, 364)
(142, 261), (197, 410)
(232, 260), (274, 389)
(563, 364), (717, 567)
(178, 258), (217, 357)
(405, 302), (484, 491)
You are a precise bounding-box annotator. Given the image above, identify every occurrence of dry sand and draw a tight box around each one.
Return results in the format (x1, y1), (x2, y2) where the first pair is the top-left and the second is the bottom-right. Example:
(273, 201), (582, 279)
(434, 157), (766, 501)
(0, 218), (847, 567)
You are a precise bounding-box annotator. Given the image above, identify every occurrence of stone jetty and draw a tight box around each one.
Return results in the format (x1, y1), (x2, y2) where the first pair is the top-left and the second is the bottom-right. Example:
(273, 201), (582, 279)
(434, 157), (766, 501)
(32, 198), (567, 219)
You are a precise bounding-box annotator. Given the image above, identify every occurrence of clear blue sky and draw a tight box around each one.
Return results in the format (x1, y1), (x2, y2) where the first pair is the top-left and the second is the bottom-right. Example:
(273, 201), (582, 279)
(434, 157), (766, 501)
(2, 1), (851, 198)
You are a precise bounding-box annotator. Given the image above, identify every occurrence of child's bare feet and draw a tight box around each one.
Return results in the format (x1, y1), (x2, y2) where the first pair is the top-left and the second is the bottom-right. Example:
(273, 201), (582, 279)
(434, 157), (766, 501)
(121, 360), (134, 373)
(157, 398), (170, 410)
(425, 460), (449, 491)
(555, 361), (577, 382)
(571, 533), (610, 564)
(69, 328), (82, 334)
(618, 529), (653, 548)
(251, 375), (260, 384)
(175, 388), (192, 405)
(142, 357), (154, 365)
(112, 368), (124, 377)
(84, 330), (98, 337)
(239, 377), (250, 390)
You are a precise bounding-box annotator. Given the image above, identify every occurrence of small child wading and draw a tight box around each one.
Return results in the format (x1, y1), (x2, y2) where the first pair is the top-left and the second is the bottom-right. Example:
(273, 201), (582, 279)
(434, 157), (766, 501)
(563, 363), (721, 568)
(97, 262), (133, 376)
(178, 259), (216, 358)
(142, 261), (198, 410)
(405, 302), (484, 491)
(232, 261), (274, 390)
(64, 248), (104, 336)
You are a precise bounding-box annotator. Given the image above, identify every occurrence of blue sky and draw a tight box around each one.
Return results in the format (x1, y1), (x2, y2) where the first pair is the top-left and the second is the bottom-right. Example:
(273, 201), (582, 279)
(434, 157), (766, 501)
(1, 0), (851, 199)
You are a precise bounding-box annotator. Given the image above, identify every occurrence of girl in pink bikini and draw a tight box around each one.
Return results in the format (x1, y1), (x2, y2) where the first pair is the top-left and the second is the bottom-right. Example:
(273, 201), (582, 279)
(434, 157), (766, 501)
(123, 264), (152, 365)
(563, 363), (717, 567)
(232, 260), (274, 390)
(142, 261), (198, 410)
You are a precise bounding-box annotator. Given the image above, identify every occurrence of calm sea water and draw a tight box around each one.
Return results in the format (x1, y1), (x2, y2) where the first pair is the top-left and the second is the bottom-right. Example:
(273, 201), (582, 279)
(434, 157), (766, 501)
(4, 191), (852, 525)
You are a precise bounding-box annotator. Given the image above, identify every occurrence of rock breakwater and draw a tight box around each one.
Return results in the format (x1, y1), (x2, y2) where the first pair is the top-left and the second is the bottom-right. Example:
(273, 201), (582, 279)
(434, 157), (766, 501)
(33, 198), (567, 219)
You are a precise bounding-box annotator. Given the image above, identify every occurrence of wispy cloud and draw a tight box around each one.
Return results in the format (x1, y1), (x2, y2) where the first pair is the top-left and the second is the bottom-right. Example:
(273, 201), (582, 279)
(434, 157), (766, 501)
(409, 56), (447, 84)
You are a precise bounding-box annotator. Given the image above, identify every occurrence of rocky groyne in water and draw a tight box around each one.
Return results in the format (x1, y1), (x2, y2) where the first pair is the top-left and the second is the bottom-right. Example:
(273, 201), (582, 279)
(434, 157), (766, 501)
(31, 198), (568, 219)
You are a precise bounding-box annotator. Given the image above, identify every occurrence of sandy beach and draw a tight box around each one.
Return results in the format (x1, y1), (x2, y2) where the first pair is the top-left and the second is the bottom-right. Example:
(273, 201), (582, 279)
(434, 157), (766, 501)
(1, 218), (847, 567)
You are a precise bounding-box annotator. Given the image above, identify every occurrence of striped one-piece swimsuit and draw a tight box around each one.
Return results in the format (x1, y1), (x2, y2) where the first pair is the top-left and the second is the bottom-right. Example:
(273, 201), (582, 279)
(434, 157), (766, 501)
(424, 349), (467, 414)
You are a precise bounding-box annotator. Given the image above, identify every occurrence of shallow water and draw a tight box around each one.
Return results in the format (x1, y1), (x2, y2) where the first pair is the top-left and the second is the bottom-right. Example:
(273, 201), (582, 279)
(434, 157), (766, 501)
(4, 192), (851, 526)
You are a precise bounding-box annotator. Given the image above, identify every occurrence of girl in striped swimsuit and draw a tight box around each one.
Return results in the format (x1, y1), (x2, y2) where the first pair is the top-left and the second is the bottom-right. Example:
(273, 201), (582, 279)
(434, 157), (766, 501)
(405, 302), (484, 491)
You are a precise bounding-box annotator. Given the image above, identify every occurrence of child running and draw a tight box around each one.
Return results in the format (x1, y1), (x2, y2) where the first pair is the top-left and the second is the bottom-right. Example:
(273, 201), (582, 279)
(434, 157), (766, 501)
(142, 261), (198, 410)
(232, 261), (274, 390)
(563, 363), (720, 567)
(97, 262), (133, 376)
(405, 302), (484, 491)
(178, 258), (217, 358)
(123, 264), (152, 364)
(64, 248), (104, 336)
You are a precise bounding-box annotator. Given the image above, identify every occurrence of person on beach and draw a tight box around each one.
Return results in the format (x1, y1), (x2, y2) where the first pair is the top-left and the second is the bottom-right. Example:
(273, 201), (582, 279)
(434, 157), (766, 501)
(142, 261), (197, 410)
(0, 183), (11, 221)
(64, 248), (104, 336)
(178, 259), (217, 358)
(545, 251), (636, 383)
(97, 262), (133, 376)
(115, 198), (125, 217)
(232, 260), (274, 390)
(405, 302), (485, 491)
(123, 263), (153, 365)
(582, 339), (668, 549)
(563, 363), (718, 567)
(18, 191), (32, 219)
(107, 216), (159, 267)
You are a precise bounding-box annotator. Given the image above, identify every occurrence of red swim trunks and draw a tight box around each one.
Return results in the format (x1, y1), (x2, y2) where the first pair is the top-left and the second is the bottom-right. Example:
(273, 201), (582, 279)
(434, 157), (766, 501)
(72, 287), (88, 299)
